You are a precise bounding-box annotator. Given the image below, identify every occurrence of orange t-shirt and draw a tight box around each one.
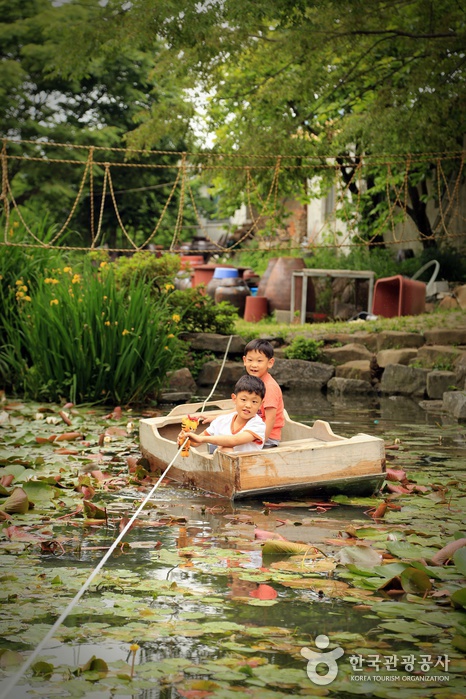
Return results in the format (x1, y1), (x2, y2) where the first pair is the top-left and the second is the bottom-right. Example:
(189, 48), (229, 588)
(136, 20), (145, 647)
(258, 372), (285, 441)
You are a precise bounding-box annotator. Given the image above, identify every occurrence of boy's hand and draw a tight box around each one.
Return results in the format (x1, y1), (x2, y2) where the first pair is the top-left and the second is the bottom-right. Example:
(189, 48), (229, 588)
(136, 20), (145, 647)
(184, 431), (203, 444)
(199, 414), (215, 425)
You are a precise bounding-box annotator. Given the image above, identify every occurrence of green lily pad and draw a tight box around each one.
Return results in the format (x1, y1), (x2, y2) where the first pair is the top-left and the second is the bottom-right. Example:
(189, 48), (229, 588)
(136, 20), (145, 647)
(399, 566), (432, 594)
(451, 587), (466, 610)
(453, 547), (466, 575)
(386, 541), (440, 560)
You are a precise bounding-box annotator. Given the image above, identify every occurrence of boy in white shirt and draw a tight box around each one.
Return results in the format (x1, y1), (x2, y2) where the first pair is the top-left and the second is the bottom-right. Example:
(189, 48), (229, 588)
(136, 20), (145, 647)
(179, 375), (266, 454)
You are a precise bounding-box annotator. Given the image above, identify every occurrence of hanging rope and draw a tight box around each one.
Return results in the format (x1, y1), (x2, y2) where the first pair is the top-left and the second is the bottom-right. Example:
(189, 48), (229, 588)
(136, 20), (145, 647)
(0, 138), (464, 254)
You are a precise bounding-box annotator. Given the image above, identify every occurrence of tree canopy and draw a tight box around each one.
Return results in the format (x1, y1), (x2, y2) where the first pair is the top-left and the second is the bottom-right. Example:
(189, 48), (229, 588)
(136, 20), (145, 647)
(0, 0), (196, 249)
(2, 0), (465, 249)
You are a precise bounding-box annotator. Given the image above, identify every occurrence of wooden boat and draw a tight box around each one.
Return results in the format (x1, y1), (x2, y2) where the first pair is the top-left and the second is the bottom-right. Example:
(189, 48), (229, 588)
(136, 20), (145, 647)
(139, 400), (386, 500)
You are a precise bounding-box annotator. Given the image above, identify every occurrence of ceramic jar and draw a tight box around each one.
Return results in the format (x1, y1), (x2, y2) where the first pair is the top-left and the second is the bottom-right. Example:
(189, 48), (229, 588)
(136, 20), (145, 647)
(214, 278), (251, 315)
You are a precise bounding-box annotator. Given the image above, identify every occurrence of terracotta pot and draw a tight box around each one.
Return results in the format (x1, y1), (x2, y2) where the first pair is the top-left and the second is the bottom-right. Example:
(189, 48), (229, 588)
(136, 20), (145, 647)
(214, 279), (251, 315)
(244, 295), (268, 322)
(263, 257), (315, 313)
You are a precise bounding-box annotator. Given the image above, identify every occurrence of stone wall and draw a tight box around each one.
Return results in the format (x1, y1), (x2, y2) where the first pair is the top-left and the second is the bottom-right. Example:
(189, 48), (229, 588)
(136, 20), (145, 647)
(163, 328), (466, 420)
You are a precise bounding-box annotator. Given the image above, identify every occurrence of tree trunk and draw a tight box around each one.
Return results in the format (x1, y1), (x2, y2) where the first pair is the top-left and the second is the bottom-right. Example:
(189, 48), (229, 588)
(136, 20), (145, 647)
(406, 182), (437, 249)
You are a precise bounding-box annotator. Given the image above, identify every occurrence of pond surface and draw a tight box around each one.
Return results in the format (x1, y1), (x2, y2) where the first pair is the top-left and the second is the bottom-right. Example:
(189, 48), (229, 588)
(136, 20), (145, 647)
(0, 392), (465, 699)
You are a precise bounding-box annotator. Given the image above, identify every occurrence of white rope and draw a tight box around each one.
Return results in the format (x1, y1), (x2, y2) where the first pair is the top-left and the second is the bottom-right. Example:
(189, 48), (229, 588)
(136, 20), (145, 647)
(0, 334), (235, 698)
(200, 334), (234, 413)
(0, 441), (188, 699)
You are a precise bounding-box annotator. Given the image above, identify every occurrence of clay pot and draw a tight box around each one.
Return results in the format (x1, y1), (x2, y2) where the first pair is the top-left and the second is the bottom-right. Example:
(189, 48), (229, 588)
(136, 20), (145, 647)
(206, 268), (239, 299)
(244, 296), (269, 322)
(263, 257), (315, 313)
(192, 264), (236, 290)
(214, 279), (251, 315)
(257, 258), (278, 297)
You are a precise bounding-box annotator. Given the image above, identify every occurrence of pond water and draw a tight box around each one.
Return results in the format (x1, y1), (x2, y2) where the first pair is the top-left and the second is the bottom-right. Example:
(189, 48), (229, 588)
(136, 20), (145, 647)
(0, 393), (465, 699)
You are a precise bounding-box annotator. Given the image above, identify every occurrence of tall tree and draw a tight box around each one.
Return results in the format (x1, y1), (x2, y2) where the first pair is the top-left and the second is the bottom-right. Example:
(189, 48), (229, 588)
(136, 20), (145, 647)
(0, 0), (196, 249)
(55, 0), (465, 247)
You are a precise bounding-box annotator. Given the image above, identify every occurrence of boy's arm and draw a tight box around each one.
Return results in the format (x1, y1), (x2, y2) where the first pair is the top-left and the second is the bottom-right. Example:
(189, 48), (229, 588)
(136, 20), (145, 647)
(183, 429), (259, 449)
(263, 407), (277, 441)
(200, 410), (234, 425)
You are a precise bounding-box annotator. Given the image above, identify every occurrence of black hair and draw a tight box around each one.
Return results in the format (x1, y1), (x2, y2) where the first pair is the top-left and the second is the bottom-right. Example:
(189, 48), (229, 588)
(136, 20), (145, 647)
(243, 339), (274, 360)
(234, 374), (266, 400)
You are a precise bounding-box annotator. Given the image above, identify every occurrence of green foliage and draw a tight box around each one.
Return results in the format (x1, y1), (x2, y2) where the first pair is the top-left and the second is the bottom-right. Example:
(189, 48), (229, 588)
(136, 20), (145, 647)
(283, 337), (324, 361)
(167, 287), (238, 334)
(184, 350), (217, 380)
(1, 259), (184, 403)
(112, 252), (181, 292)
(1, 0), (196, 249)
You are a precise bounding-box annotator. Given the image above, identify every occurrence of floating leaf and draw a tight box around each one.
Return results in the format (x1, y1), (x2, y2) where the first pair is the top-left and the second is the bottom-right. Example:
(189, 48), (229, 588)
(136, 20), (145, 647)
(451, 588), (466, 610)
(453, 547), (466, 575)
(83, 500), (107, 520)
(337, 546), (382, 568)
(0, 650), (24, 667)
(81, 656), (109, 676)
(386, 541), (439, 560)
(32, 660), (54, 678)
(262, 539), (311, 555)
(399, 567), (432, 594)
(2, 487), (30, 514)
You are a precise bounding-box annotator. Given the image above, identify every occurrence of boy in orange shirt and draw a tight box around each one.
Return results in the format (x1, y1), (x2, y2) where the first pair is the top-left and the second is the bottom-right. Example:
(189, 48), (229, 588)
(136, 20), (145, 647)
(200, 339), (285, 448)
(242, 339), (284, 448)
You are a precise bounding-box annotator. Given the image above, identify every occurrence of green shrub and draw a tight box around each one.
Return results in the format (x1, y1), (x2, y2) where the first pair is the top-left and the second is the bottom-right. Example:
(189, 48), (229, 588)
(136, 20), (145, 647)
(2, 259), (184, 404)
(167, 287), (238, 334)
(283, 337), (324, 361)
(112, 251), (181, 292)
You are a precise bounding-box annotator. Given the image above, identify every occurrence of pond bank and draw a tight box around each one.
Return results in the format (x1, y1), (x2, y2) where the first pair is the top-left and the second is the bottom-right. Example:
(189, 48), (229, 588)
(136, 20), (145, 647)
(165, 312), (466, 420)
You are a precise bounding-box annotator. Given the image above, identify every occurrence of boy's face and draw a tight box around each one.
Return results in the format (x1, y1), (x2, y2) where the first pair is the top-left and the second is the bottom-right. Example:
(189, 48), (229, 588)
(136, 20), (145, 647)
(243, 349), (274, 379)
(231, 390), (263, 420)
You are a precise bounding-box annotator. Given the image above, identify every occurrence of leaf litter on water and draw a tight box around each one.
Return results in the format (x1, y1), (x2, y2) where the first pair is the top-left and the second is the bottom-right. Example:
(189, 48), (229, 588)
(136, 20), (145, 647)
(0, 399), (465, 697)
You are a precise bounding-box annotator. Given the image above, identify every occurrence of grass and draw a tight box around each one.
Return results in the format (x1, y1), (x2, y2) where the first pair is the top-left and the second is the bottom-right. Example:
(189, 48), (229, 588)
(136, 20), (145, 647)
(235, 307), (466, 343)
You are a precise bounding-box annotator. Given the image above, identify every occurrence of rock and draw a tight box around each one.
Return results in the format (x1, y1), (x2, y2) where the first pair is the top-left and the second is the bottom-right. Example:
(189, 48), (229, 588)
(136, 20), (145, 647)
(166, 367), (197, 392)
(438, 295), (460, 310)
(376, 331), (424, 351)
(327, 377), (376, 396)
(196, 360), (244, 386)
(419, 399), (445, 413)
(426, 370), (458, 399)
(335, 361), (372, 382)
(380, 364), (428, 397)
(321, 343), (372, 364)
(454, 353), (466, 388)
(453, 285), (466, 310)
(180, 332), (246, 355)
(314, 332), (378, 351)
(415, 345), (464, 368)
(159, 391), (194, 404)
(442, 391), (466, 419)
(270, 358), (334, 390)
(376, 348), (418, 367)
(424, 328), (466, 345)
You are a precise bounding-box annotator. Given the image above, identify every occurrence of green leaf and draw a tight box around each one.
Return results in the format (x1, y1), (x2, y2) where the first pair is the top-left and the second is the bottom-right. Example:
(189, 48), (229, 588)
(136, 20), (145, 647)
(262, 540), (311, 556)
(453, 547), (466, 575)
(451, 588), (466, 610)
(2, 487), (30, 514)
(32, 660), (54, 677)
(399, 567), (432, 594)
(386, 541), (440, 560)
